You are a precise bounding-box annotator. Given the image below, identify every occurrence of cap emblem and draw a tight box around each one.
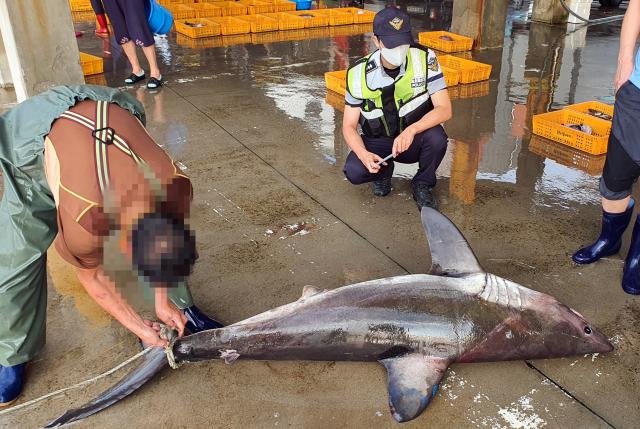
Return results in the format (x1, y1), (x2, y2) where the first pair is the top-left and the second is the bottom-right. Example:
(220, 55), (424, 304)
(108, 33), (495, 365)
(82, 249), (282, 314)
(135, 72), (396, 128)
(389, 17), (403, 30)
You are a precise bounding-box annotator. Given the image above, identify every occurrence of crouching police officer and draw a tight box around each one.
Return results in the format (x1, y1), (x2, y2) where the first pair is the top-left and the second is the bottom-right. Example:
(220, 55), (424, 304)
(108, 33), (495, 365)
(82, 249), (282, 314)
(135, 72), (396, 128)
(342, 8), (451, 209)
(0, 86), (223, 406)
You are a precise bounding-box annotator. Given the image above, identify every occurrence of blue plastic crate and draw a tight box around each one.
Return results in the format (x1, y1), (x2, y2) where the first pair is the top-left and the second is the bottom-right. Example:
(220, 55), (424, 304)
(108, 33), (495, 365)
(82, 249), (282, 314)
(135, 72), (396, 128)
(296, 0), (311, 10)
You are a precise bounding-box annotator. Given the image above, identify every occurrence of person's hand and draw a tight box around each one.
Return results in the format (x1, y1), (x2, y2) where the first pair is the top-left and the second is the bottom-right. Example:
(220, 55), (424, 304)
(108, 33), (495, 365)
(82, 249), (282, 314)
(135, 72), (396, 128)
(615, 59), (634, 93)
(359, 151), (387, 173)
(135, 321), (168, 348)
(393, 128), (416, 157)
(155, 298), (188, 338)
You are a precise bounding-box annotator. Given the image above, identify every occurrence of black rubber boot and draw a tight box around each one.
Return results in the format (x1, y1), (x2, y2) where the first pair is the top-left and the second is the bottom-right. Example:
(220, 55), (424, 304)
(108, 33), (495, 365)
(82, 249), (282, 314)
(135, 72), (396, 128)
(182, 305), (224, 333)
(413, 186), (437, 210)
(372, 163), (393, 197)
(622, 214), (640, 295)
(573, 200), (635, 265)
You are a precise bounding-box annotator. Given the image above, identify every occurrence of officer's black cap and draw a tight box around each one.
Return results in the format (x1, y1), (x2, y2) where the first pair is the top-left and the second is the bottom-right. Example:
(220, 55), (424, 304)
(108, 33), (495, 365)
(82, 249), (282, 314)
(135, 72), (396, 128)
(373, 8), (414, 49)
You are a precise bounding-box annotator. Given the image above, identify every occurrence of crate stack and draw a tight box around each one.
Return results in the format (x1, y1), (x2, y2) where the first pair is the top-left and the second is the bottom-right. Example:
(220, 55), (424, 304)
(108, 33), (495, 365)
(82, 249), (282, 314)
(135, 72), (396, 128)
(172, 3), (375, 43)
(69, 0), (95, 22)
(532, 102), (614, 157)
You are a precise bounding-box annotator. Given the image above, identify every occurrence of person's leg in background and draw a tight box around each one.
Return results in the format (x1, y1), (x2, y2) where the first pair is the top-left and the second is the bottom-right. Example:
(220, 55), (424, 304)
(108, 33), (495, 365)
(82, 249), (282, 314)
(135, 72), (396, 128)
(102, 0), (146, 84)
(90, 0), (110, 36)
(0, 162), (58, 406)
(121, 0), (162, 87)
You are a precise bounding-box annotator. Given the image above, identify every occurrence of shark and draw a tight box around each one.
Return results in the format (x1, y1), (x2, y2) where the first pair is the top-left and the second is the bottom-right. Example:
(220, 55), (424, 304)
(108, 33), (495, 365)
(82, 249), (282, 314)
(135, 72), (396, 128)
(46, 208), (613, 426)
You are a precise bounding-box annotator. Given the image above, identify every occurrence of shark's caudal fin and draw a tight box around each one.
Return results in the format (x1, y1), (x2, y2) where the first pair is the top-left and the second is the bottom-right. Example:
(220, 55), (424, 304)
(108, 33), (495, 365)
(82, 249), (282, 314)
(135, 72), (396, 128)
(421, 208), (485, 276)
(381, 354), (449, 423)
(44, 336), (174, 427)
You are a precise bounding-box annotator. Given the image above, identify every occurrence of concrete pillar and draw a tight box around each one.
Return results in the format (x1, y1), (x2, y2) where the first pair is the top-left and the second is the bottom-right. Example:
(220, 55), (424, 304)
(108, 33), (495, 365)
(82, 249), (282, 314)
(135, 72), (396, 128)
(451, 0), (509, 49)
(0, 30), (12, 88)
(531, 0), (593, 25)
(0, 0), (84, 102)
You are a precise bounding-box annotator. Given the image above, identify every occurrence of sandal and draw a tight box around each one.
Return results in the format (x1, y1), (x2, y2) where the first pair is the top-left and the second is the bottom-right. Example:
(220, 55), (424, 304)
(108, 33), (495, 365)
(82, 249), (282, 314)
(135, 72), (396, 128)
(125, 71), (145, 84)
(147, 76), (163, 89)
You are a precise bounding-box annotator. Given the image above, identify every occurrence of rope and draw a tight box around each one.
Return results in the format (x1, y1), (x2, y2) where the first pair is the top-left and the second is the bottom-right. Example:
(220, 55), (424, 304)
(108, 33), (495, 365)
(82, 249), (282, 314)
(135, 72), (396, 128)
(160, 326), (184, 369)
(558, 0), (625, 24)
(0, 347), (152, 416)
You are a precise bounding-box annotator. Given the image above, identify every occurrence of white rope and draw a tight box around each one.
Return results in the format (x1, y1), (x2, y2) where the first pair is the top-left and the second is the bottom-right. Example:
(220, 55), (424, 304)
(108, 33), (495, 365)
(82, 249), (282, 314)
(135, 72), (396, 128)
(0, 347), (152, 416)
(160, 326), (184, 370)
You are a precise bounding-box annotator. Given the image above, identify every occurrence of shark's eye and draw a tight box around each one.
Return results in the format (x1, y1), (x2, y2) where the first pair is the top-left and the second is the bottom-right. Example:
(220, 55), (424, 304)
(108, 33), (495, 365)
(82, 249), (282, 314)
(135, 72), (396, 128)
(584, 326), (592, 335)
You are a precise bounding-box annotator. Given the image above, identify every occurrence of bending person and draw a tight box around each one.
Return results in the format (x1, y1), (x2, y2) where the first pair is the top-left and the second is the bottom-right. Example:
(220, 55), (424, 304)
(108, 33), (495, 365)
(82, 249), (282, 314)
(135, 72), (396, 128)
(0, 85), (222, 407)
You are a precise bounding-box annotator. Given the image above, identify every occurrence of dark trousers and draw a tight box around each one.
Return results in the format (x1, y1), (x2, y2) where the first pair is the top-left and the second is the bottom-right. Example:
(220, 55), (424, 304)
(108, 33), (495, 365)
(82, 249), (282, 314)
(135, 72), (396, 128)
(343, 125), (448, 189)
(90, 0), (105, 15)
(102, 0), (155, 47)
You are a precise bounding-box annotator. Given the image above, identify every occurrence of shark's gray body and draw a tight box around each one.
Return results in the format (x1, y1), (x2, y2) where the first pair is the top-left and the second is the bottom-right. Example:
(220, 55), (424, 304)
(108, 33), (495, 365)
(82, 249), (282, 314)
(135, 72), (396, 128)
(46, 209), (613, 427)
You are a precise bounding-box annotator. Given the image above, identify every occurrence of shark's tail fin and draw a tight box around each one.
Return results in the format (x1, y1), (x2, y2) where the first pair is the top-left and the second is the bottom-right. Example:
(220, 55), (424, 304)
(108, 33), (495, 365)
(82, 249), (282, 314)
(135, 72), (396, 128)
(44, 343), (171, 427)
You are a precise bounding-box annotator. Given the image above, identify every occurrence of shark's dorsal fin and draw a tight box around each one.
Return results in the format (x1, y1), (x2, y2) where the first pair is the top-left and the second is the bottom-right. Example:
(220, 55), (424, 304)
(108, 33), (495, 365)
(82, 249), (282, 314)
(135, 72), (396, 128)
(300, 285), (327, 299)
(421, 208), (485, 276)
(381, 354), (449, 422)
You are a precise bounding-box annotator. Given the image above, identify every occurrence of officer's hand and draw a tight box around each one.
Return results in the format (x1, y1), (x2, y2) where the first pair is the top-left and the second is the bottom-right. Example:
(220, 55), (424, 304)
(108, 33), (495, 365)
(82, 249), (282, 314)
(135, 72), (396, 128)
(360, 151), (386, 173)
(155, 298), (188, 338)
(393, 129), (416, 157)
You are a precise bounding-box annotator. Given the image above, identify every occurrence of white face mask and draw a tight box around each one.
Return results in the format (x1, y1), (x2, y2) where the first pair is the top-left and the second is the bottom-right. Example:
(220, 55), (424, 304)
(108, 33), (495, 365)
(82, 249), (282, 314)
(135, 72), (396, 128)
(380, 44), (410, 67)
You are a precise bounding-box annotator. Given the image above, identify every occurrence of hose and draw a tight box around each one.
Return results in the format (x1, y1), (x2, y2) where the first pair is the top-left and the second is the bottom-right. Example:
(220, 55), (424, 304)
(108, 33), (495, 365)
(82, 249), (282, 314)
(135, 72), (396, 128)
(558, 0), (625, 23)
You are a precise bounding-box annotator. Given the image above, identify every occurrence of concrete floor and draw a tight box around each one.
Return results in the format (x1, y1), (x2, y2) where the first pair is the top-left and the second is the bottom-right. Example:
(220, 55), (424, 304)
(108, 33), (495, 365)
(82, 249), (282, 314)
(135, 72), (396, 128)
(1, 1), (638, 428)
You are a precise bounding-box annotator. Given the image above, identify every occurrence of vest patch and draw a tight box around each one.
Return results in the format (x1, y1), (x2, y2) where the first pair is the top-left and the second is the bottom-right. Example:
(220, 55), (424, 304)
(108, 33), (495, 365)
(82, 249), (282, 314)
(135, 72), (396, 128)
(411, 76), (426, 88)
(365, 60), (378, 74)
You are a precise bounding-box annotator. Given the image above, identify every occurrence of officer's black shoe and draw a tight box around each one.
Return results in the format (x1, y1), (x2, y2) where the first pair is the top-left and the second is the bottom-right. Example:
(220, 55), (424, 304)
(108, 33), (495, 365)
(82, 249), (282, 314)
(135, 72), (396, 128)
(413, 186), (437, 210)
(182, 305), (224, 333)
(373, 176), (392, 197)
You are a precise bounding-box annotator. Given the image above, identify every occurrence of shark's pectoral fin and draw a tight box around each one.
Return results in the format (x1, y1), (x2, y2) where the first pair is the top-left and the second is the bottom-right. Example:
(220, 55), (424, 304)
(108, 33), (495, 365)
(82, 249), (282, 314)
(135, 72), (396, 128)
(380, 354), (449, 423)
(300, 285), (327, 299)
(421, 208), (485, 276)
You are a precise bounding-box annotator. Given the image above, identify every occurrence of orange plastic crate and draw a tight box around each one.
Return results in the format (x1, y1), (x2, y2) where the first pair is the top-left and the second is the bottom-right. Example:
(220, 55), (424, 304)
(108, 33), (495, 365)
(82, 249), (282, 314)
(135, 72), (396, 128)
(157, 0), (182, 5)
(419, 31), (474, 53)
(251, 31), (281, 43)
(441, 66), (459, 87)
(80, 52), (103, 76)
(237, 14), (279, 32)
(448, 85), (459, 101)
(69, 0), (93, 12)
(529, 135), (606, 176)
(264, 0), (297, 12)
(166, 4), (197, 19)
(238, 0), (274, 14)
(325, 70), (347, 96)
(432, 49), (473, 60)
(329, 23), (371, 37)
(336, 7), (375, 23)
(259, 12), (306, 30)
(314, 9), (354, 26)
(306, 26), (331, 39)
(326, 90), (345, 112)
(210, 1), (248, 16)
(177, 33), (224, 48)
(459, 81), (489, 98)
(532, 110), (612, 155)
(206, 16), (251, 34)
(277, 28), (309, 41)
(563, 101), (614, 121)
(221, 34), (252, 46)
(437, 55), (491, 84)
(286, 11), (329, 28)
(188, 3), (223, 18)
(175, 18), (221, 37)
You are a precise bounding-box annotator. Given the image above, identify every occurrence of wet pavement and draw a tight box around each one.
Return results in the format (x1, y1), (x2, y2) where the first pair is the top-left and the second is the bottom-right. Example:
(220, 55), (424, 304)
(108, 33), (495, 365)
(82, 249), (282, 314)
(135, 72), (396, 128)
(1, 1), (639, 428)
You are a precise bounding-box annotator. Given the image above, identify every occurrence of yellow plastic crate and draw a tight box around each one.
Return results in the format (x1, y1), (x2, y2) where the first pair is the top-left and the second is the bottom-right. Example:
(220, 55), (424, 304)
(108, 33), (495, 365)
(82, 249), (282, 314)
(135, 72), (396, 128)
(563, 101), (614, 121)
(177, 33), (224, 49)
(432, 49), (473, 60)
(329, 23), (372, 37)
(441, 66), (459, 87)
(211, 1), (248, 16)
(80, 52), (103, 76)
(251, 30), (282, 44)
(459, 81), (489, 98)
(286, 11), (329, 28)
(306, 26), (331, 39)
(188, 3), (223, 18)
(326, 90), (345, 112)
(238, 0), (274, 14)
(325, 70), (347, 96)
(175, 18), (221, 37)
(259, 12), (306, 30)
(206, 16), (251, 34)
(277, 28), (309, 41)
(166, 4), (197, 19)
(529, 135), (606, 176)
(419, 31), (474, 53)
(448, 85), (459, 101)
(72, 11), (96, 22)
(84, 74), (107, 86)
(69, 0), (93, 12)
(237, 14), (279, 32)
(532, 110), (612, 155)
(221, 34), (252, 46)
(336, 7), (375, 23)
(314, 9), (354, 26)
(437, 55), (491, 84)
(269, 0), (297, 12)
